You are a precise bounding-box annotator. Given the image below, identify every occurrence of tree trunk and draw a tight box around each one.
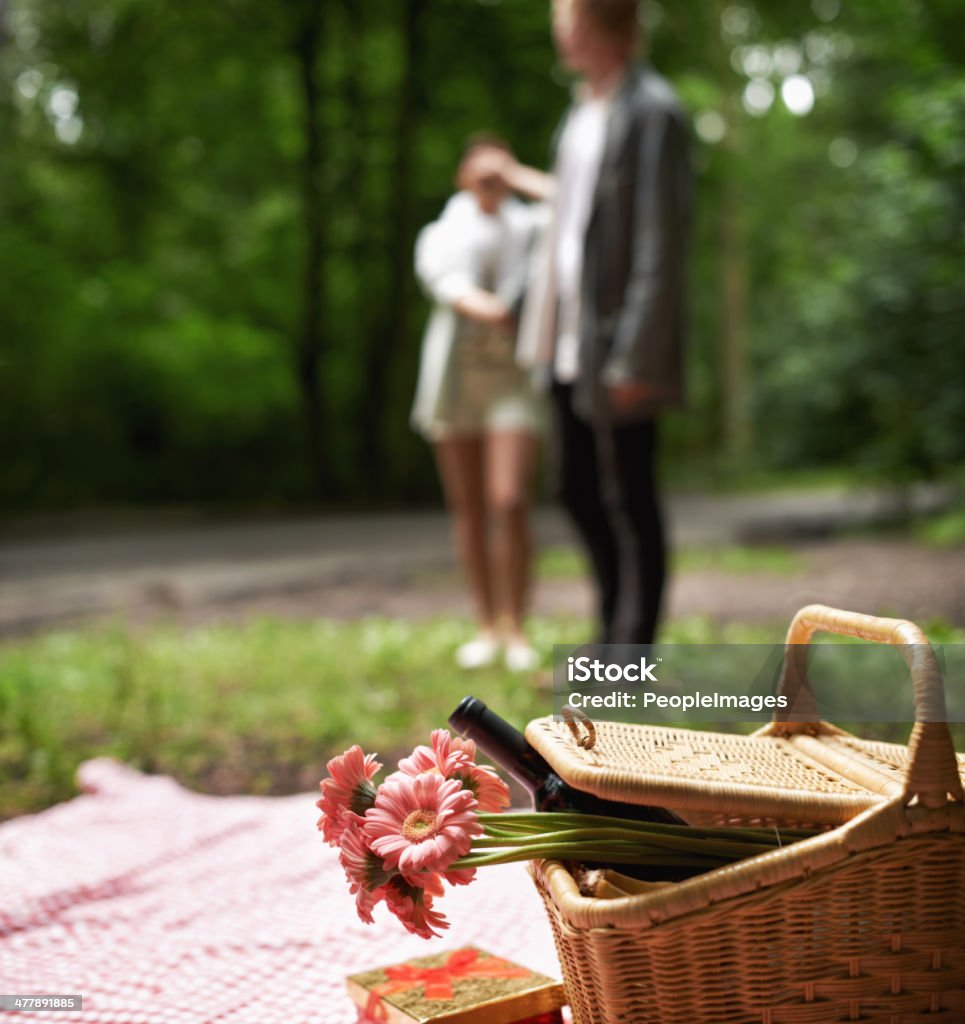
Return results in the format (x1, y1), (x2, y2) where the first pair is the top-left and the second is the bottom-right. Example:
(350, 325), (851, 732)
(713, 0), (751, 461)
(293, 0), (328, 496)
(357, 0), (426, 493)
(719, 174), (750, 458)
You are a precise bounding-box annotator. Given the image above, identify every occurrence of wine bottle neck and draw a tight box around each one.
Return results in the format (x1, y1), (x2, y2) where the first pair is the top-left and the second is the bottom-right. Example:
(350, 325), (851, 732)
(448, 696), (555, 796)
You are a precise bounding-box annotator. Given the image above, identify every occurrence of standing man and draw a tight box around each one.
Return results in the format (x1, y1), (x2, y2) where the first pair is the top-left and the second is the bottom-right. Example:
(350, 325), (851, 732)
(491, 0), (692, 645)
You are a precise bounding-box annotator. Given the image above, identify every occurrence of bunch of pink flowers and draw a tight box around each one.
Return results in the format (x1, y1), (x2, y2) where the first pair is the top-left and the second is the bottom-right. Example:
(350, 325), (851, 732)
(319, 730), (816, 940)
(317, 730), (510, 939)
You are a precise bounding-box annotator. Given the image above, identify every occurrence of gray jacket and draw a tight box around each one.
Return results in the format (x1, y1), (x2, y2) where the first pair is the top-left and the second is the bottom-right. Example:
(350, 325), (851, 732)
(517, 62), (693, 422)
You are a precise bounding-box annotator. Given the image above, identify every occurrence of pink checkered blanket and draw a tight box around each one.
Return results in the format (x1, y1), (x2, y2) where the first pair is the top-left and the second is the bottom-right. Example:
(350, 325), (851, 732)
(0, 760), (563, 1023)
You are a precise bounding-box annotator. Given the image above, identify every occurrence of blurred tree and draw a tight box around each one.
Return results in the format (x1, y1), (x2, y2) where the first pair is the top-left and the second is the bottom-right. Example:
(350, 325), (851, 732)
(291, 0), (330, 494)
(744, 0), (965, 479)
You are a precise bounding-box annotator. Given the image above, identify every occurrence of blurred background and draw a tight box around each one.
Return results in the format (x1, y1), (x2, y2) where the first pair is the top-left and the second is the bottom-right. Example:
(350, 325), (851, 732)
(1, 0), (963, 818)
(3, 0), (964, 507)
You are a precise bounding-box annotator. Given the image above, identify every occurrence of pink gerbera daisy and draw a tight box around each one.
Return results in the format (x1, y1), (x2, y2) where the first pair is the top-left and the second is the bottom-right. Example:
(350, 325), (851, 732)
(392, 730), (511, 814)
(392, 729), (472, 780)
(442, 866), (477, 887)
(338, 819), (395, 923)
(383, 876), (450, 939)
(450, 762), (511, 813)
(363, 773), (481, 875)
(317, 745), (382, 846)
(339, 823), (452, 938)
(402, 866), (476, 889)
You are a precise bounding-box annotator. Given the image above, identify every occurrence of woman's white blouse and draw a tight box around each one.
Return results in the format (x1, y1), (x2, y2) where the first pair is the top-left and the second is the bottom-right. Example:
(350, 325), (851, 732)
(410, 193), (547, 436)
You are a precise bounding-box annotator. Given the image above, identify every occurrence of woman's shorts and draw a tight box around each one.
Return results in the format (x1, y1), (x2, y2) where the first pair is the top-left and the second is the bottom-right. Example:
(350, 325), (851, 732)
(423, 360), (545, 441)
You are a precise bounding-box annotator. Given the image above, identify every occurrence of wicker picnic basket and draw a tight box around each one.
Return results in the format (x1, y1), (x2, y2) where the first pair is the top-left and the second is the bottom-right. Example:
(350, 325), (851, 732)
(526, 605), (965, 1024)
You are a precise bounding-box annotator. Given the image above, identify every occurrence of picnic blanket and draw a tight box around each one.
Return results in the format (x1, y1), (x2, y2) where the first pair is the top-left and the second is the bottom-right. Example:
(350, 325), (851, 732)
(0, 760), (565, 1023)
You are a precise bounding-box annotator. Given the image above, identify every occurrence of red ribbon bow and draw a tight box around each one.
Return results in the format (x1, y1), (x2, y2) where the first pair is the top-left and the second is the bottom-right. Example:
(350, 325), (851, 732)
(363, 948), (532, 1021)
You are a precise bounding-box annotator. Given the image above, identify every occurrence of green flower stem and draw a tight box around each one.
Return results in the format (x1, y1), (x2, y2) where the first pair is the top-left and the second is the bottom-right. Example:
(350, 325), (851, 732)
(447, 811), (822, 876)
(450, 811), (820, 876)
(476, 812), (816, 844)
(473, 827), (773, 860)
(454, 846), (726, 870)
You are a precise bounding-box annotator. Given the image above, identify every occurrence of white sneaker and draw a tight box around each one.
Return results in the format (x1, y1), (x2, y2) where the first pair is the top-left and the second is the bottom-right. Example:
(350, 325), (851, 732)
(455, 635), (500, 670)
(504, 641), (540, 673)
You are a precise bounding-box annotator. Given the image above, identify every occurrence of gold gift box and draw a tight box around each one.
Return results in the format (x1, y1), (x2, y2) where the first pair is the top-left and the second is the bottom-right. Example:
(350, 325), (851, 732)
(346, 946), (566, 1024)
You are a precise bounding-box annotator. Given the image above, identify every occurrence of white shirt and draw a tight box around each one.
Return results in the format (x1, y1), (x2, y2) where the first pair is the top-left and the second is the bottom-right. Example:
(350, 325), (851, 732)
(553, 94), (611, 382)
(415, 191), (536, 308)
(411, 193), (545, 435)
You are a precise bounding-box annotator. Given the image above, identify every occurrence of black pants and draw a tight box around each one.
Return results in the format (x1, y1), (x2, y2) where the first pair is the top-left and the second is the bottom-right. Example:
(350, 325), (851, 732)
(551, 382), (667, 646)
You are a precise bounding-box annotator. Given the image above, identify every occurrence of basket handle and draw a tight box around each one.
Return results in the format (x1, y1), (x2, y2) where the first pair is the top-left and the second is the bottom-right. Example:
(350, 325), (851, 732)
(762, 603), (963, 808)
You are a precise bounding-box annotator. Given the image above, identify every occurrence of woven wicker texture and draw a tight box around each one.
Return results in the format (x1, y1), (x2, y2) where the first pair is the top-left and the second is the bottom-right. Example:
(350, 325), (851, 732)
(525, 719), (878, 828)
(530, 606), (965, 1024)
(825, 734), (965, 787)
(534, 827), (965, 1023)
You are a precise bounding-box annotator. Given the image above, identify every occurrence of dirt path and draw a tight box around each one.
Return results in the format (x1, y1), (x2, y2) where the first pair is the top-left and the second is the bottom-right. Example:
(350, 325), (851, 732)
(86, 535), (963, 633)
(1, 486), (960, 635)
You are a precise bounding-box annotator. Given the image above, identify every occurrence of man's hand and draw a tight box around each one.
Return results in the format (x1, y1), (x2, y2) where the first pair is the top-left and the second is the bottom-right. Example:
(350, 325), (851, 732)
(458, 145), (555, 202)
(457, 146), (512, 193)
(608, 379), (658, 412)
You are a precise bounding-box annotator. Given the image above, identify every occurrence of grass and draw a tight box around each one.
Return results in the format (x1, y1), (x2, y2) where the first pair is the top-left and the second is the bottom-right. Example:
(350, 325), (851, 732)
(2, 613), (962, 821)
(675, 545), (804, 574)
(916, 508), (965, 548)
(0, 615), (553, 819)
(664, 464), (863, 495)
(0, 614), (789, 820)
(537, 543), (804, 580)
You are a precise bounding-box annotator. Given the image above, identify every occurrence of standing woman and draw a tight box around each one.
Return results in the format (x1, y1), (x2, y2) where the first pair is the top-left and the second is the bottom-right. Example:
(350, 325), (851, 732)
(412, 138), (545, 672)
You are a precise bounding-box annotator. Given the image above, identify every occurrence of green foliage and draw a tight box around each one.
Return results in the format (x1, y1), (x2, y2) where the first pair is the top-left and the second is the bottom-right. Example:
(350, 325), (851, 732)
(917, 508), (965, 548)
(746, 5), (965, 478)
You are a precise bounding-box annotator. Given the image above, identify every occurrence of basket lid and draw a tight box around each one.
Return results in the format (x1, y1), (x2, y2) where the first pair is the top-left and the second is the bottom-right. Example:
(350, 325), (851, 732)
(524, 717), (886, 827)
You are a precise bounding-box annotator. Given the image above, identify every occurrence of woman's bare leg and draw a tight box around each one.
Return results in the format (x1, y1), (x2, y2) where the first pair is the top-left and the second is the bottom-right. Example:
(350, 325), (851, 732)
(434, 436), (496, 633)
(485, 431), (540, 640)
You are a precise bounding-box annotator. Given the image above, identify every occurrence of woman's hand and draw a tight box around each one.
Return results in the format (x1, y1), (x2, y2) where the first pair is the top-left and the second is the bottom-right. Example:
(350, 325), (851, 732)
(454, 288), (514, 330)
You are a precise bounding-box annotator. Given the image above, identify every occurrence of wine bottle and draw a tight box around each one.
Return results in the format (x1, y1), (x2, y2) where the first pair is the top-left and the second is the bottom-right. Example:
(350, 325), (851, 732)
(448, 696), (693, 880)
